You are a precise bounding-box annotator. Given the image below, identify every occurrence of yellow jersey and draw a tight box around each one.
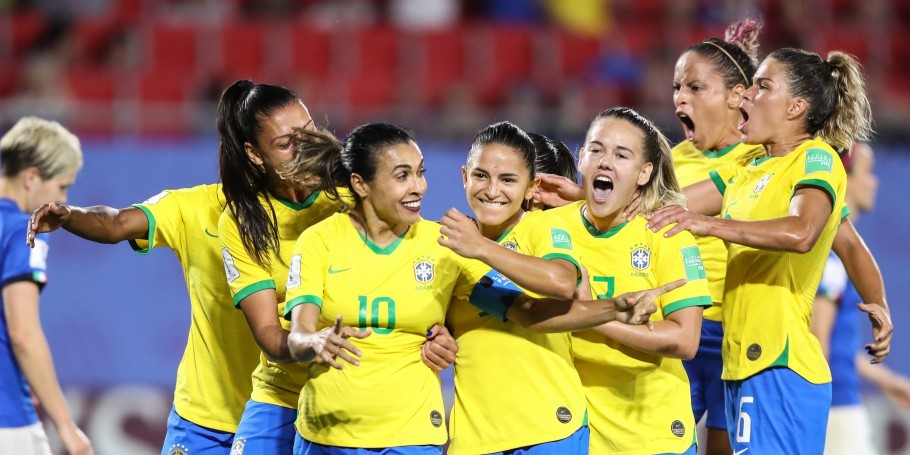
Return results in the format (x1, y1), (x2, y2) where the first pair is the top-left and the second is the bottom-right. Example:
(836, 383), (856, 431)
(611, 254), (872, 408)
(129, 184), (259, 433)
(552, 202), (711, 454)
(446, 209), (587, 454)
(284, 214), (487, 448)
(672, 140), (764, 321)
(218, 190), (343, 409)
(709, 137), (846, 383)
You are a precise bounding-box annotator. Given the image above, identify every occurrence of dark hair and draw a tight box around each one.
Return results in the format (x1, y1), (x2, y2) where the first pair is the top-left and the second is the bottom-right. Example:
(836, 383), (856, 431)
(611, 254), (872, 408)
(686, 19), (762, 89)
(468, 121), (536, 179)
(768, 48), (872, 151)
(217, 79), (301, 269)
(589, 107), (684, 213)
(528, 132), (577, 182)
(282, 122), (415, 209)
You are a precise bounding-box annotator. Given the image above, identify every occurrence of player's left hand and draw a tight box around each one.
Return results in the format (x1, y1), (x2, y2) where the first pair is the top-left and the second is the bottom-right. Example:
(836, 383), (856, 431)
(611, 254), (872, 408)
(646, 205), (711, 237)
(421, 324), (458, 372)
(574, 265), (592, 300)
(536, 173), (583, 208)
(438, 208), (487, 259)
(859, 302), (892, 363)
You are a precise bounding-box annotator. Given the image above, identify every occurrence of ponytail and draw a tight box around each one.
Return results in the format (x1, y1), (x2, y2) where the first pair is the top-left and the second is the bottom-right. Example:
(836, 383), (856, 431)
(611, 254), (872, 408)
(821, 52), (873, 151)
(281, 126), (352, 211)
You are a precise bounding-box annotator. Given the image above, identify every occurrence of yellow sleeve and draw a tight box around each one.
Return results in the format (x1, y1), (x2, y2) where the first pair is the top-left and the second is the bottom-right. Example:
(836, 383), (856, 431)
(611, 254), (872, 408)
(283, 224), (329, 319)
(708, 162), (739, 196)
(653, 228), (712, 317)
(452, 255), (493, 301)
(521, 211), (582, 274)
(129, 189), (184, 253)
(794, 147), (845, 209)
(218, 210), (276, 308)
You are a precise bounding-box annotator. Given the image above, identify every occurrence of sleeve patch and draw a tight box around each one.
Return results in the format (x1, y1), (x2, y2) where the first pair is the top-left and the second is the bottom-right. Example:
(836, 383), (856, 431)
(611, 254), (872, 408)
(29, 238), (49, 270)
(550, 228), (573, 250)
(805, 148), (834, 174)
(142, 190), (170, 205)
(221, 247), (240, 283)
(286, 254), (302, 289)
(680, 246), (707, 281)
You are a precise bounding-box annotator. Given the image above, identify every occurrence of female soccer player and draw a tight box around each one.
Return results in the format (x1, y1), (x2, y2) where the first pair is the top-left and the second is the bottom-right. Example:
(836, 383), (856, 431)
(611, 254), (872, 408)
(0, 117), (92, 454)
(547, 107), (711, 454)
(671, 19), (764, 455)
(215, 80), (351, 454)
(281, 122), (668, 454)
(442, 122), (589, 454)
(647, 48), (882, 454)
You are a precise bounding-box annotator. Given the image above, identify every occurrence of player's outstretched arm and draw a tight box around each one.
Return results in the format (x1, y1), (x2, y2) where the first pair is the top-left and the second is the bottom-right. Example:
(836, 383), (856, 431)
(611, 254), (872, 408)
(594, 306), (704, 360)
(287, 306), (370, 369)
(648, 186), (832, 253)
(438, 208), (577, 299)
(28, 202), (149, 247)
(505, 279), (685, 333)
(833, 219), (892, 363)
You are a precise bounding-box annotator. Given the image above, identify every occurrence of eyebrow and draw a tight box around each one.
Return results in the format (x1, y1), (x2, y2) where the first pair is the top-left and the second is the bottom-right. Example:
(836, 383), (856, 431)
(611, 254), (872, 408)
(472, 166), (519, 177)
(754, 77), (772, 85)
(392, 159), (425, 173)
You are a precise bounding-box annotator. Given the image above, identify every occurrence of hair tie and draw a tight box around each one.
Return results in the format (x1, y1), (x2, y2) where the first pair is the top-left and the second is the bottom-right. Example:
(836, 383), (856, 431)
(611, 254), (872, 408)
(703, 41), (749, 85)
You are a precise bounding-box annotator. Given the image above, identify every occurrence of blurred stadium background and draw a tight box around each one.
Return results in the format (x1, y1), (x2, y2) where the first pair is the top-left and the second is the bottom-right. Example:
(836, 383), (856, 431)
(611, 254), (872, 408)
(2, 0), (909, 453)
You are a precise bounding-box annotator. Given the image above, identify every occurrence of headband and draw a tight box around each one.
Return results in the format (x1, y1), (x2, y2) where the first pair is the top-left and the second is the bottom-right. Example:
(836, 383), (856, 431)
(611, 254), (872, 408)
(703, 41), (749, 85)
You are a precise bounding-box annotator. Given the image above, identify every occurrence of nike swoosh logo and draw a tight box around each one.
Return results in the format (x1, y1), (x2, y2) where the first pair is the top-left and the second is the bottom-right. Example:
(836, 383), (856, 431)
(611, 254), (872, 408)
(328, 266), (351, 274)
(204, 228), (219, 238)
(733, 448), (749, 455)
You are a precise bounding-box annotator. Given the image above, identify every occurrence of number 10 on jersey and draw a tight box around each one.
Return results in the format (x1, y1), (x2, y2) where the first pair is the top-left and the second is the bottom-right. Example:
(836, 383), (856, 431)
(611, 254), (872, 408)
(358, 296), (396, 334)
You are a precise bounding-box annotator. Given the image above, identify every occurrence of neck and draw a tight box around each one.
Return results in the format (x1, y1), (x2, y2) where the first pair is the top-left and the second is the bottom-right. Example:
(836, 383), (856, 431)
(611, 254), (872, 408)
(765, 133), (813, 157)
(583, 204), (623, 232)
(0, 178), (27, 211)
(352, 204), (410, 248)
(479, 210), (524, 240)
(711, 130), (742, 152)
(268, 178), (314, 204)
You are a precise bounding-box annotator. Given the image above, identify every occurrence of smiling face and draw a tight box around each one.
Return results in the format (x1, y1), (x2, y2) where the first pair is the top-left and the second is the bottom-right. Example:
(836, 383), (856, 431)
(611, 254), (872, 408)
(739, 57), (796, 146)
(578, 117), (653, 226)
(673, 51), (744, 151)
(463, 143), (537, 236)
(245, 100), (314, 186)
(357, 140), (427, 227)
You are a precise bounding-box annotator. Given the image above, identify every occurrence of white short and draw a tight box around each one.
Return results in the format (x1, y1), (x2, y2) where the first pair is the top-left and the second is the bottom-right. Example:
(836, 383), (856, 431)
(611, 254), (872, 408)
(0, 422), (52, 455)
(825, 405), (877, 455)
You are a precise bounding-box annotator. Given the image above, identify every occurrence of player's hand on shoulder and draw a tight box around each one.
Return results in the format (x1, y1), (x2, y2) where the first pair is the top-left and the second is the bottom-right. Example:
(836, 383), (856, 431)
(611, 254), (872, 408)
(438, 208), (486, 259)
(536, 173), (583, 208)
(27, 202), (71, 247)
(646, 205), (709, 237)
(421, 324), (458, 372)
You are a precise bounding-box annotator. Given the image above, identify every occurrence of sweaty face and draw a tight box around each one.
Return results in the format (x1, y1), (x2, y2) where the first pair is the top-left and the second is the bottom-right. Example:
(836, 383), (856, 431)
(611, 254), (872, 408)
(739, 58), (793, 146)
(578, 118), (652, 225)
(673, 51), (743, 151)
(463, 143), (536, 235)
(360, 141), (427, 227)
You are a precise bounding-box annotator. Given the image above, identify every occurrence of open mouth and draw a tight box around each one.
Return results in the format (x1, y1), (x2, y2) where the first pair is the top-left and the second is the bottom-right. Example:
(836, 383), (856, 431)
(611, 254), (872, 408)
(402, 200), (421, 211)
(738, 107), (750, 132)
(592, 176), (614, 202)
(677, 112), (696, 142)
(478, 200), (507, 208)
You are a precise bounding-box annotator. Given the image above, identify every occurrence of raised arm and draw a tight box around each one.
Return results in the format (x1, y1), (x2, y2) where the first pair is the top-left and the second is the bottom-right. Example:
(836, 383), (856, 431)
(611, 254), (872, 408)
(648, 186), (833, 253)
(438, 208), (577, 299)
(833, 219), (892, 363)
(28, 202), (149, 246)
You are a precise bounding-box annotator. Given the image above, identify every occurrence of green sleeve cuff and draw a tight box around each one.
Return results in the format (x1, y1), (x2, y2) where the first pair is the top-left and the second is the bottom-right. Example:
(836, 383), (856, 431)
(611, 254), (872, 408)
(663, 295), (712, 317)
(283, 295), (323, 320)
(840, 206), (851, 219)
(232, 280), (276, 308)
(127, 205), (156, 255)
(709, 170), (726, 195)
(542, 252), (583, 285)
(793, 179), (837, 209)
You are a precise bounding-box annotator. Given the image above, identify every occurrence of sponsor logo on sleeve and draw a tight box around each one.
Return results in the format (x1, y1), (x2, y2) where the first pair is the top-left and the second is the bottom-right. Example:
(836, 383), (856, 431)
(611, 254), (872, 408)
(142, 190), (170, 205)
(287, 255), (302, 289)
(550, 228), (573, 250)
(681, 246), (707, 280)
(221, 247), (240, 283)
(805, 148), (834, 174)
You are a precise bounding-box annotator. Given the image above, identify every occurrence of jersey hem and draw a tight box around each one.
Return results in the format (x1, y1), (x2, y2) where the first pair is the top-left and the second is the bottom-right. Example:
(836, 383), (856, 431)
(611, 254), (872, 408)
(172, 402), (240, 434)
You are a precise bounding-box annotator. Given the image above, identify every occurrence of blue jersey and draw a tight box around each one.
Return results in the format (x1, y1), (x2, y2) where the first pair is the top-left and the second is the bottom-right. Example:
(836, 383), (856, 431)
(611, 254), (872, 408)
(0, 198), (50, 428)
(817, 253), (862, 407)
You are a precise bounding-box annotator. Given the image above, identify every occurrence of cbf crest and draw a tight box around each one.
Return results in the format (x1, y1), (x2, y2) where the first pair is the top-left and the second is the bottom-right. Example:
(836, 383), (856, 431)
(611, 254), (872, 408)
(414, 256), (435, 284)
(630, 243), (651, 271)
(502, 241), (518, 251)
(753, 173), (772, 193)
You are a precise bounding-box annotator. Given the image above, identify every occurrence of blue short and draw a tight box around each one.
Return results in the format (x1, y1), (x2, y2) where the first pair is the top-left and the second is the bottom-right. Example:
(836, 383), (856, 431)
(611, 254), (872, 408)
(488, 425), (589, 454)
(231, 399), (298, 455)
(656, 444), (696, 455)
(161, 406), (234, 455)
(682, 319), (726, 430)
(725, 368), (831, 455)
(293, 433), (442, 454)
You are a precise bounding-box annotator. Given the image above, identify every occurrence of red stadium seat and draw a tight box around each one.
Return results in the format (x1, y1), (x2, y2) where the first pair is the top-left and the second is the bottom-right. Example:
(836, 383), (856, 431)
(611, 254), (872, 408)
(290, 23), (332, 82)
(217, 21), (266, 80)
(138, 68), (191, 102)
(146, 22), (198, 73)
(4, 11), (48, 58)
(65, 65), (116, 101)
(409, 28), (465, 105)
(555, 29), (601, 78)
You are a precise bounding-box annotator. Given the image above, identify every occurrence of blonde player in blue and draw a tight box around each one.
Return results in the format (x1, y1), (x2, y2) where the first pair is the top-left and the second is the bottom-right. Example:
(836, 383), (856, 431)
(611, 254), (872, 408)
(647, 48), (890, 454)
(436, 122), (589, 454)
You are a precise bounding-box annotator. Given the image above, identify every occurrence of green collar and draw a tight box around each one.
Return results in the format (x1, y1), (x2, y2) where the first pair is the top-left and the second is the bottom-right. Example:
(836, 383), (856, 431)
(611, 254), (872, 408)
(704, 142), (739, 159)
(357, 227), (408, 255)
(275, 190), (320, 210)
(750, 154), (776, 166)
(581, 207), (628, 238)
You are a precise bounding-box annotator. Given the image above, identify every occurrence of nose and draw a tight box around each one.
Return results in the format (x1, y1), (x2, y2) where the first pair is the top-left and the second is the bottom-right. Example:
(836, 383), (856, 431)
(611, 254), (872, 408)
(414, 173), (427, 196)
(484, 178), (501, 198)
(597, 153), (612, 170)
(741, 85), (755, 103)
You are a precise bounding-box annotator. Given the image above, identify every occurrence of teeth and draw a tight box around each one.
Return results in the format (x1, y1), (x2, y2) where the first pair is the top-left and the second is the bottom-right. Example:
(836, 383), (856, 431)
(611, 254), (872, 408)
(403, 201), (420, 208)
(480, 201), (506, 207)
(595, 176), (612, 183)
